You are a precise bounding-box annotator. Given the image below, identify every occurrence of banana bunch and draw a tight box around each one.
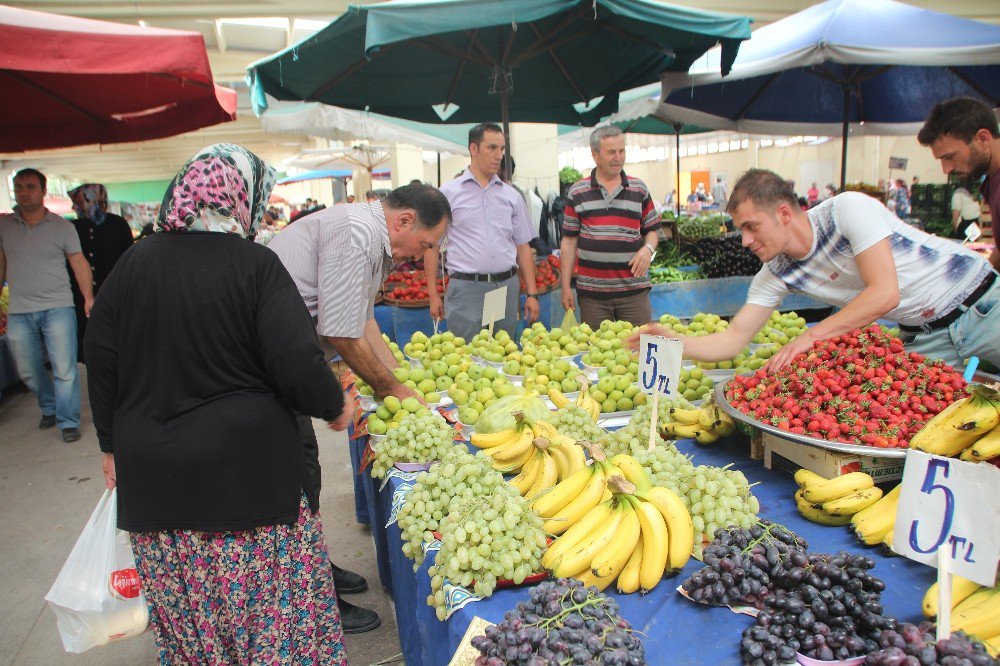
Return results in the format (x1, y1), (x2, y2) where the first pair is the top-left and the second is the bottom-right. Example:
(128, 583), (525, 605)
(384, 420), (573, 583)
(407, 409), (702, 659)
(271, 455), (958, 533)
(939, 584), (1000, 646)
(509, 433), (588, 499)
(923, 574), (984, 619)
(910, 385), (1000, 460)
(851, 483), (901, 546)
(661, 403), (736, 444)
(538, 452), (693, 594)
(793, 469), (884, 527)
(549, 377), (601, 421)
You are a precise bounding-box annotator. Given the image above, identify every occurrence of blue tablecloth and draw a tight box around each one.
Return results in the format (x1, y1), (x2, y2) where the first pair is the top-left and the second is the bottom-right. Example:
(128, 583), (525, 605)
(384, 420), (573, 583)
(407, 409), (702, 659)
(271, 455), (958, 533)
(650, 276), (828, 318)
(363, 435), (934, 666)
(374, 304), (395, 343)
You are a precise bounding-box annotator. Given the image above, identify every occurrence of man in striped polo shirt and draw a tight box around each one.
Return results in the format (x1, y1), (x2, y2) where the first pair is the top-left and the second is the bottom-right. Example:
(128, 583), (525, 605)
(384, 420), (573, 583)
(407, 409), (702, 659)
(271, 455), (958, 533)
(560, 126), (660, 328)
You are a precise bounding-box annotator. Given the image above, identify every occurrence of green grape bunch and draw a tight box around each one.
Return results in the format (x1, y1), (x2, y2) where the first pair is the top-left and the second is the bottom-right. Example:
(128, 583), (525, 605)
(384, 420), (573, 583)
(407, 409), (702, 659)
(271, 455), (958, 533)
(370, 409), (459, 479)
(397, 448), (509, 568)
(553, 405), (609, 442)
(427, 491), (547, 620)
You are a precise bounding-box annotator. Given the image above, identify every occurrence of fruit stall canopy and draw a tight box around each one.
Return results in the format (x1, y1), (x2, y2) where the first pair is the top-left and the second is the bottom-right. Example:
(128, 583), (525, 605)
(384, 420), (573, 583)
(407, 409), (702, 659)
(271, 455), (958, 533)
(0, 5), (237, 152)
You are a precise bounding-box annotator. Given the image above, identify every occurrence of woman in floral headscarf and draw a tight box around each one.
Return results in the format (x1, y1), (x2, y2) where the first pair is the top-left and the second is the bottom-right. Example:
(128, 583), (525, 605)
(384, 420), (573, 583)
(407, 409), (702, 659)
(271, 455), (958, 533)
(84, 144), (351, 665)
(67, 183), (134, 361)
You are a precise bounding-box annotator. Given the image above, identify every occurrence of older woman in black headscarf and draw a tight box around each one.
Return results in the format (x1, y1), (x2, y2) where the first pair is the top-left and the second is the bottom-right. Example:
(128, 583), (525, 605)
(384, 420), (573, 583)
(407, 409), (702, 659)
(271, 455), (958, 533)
(84, 144), (350, 665)
(67, 183), (134, 361)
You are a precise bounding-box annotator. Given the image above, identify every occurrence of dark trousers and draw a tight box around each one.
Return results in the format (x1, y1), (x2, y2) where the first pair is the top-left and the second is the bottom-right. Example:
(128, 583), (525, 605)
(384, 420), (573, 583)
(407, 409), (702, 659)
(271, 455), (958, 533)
(577, 291), (652, 329)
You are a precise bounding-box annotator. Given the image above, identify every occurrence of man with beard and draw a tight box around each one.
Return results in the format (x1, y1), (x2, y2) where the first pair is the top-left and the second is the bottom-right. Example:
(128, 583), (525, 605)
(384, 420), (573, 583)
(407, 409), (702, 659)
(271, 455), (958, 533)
(918, 98), (1000, 271)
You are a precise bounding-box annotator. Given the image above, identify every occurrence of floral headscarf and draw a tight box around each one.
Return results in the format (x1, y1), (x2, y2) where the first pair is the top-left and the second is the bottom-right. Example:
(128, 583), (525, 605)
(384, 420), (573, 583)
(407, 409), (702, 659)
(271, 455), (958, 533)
(69, 183), (109, 225)
(156, 143), (276, 238)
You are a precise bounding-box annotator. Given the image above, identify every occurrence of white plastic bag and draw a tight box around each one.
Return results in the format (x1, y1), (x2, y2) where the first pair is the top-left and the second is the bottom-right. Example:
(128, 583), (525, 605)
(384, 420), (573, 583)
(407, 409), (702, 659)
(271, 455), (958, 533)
(45, 489), (149, 653)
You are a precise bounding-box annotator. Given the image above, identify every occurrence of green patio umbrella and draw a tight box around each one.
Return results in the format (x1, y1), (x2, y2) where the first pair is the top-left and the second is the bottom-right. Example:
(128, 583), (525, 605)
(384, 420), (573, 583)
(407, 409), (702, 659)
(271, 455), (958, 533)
(248, 0), (751, 166)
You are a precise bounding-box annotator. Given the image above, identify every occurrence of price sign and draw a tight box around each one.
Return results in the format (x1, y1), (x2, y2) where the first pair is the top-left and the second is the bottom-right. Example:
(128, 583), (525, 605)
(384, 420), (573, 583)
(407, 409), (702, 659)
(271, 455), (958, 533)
(639, 334), (683, 398)
(893, 450), (1000, 587)
(481, 285), (508, 327)
(964, 222), (982, 243)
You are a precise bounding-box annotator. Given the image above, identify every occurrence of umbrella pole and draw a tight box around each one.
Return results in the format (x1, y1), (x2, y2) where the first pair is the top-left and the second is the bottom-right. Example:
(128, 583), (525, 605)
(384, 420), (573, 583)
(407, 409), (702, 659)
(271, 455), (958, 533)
(501, 89), (512, 181)
(840, 87), (850, 191)
(437, 152), (442, 187)
(675, 126), (681, 217)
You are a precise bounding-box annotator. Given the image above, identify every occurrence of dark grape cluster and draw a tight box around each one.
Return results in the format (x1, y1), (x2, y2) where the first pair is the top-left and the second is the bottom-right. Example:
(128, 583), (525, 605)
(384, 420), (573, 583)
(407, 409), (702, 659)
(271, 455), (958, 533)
(740, 551), (897, 665)
(866, 622), (999, 666)
(470, 578), (646, 665)
(684, 233), (762, 278)
(681, 521), (809, 607)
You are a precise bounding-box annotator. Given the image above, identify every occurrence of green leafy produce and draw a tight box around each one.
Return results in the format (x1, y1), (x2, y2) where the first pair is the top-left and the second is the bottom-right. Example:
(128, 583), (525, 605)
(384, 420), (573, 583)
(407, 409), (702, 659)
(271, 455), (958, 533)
(677, 214), (725, 239)
(473, 393), (552, 433)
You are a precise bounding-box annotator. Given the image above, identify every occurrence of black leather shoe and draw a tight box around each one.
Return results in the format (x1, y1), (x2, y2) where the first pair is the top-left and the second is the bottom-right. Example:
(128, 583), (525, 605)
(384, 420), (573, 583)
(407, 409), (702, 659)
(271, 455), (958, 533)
(331, 561), (368, 594)
(62, 428), (81, 443)
(39, 415), (56, 429)
(339, 598), (381, 634)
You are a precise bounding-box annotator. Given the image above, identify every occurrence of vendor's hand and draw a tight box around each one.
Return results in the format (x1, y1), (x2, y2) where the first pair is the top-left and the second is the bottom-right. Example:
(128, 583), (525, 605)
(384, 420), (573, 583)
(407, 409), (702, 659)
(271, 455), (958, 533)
(381, 383), (428, 406)
(429, 294), (444, 320)
(102, 453), (116, 490)
(766, 332), (815, 372)
(628, 246), (654, 277)
(562, 290), (575, 312)
(524, 296), (540, 324)
(328, 390), (356, 431)
(84, 297), (95, 318)
(625, 323), (675, 351)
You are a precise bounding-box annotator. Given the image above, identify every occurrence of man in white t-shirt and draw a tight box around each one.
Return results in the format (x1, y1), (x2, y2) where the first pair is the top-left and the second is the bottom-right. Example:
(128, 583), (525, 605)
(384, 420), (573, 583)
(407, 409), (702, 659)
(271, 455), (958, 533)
(632, 169), (999, 370)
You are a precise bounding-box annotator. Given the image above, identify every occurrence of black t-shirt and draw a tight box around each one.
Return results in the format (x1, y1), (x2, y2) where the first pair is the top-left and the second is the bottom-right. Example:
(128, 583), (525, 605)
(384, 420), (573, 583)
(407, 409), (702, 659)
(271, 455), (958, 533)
(85, 232), (344, 532)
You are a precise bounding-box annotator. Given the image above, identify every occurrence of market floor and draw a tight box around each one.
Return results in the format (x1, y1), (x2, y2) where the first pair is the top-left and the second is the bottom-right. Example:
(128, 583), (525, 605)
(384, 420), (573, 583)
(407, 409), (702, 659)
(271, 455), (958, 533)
(0, 369), (403, 666)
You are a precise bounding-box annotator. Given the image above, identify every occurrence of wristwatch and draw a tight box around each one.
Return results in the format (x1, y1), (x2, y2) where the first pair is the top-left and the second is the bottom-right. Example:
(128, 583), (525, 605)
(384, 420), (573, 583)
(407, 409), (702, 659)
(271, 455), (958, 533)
(644, 243), (656, 258)
(526, 293), (538, 299)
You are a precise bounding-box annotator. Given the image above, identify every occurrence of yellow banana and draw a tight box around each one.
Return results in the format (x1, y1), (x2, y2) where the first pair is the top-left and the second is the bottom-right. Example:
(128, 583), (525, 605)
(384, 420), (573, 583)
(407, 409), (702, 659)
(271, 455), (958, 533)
(851, 483), (901, 523)
(547, 387), (570, 409)
(954, 586), (999, 614)
(552, 502), (626, 577)
(552, 441), (587, 476)
(639, 486), (694, 573)
(910, 389), (1000, 457)
(526, 451), (559, 500)
(509, 451), (542, 495)
(923, 575), (982, 618)
(967, 425), (1000, 461)
(609, 454), (653, 493)
(698, 406), (719, 430)
(713, 411), (736, 437)
(797, 498), (853, 526)
(533, 465), (595, 517)
(670, 408), (703, 425)
(660, 421), (677, 438)
(542, 499), (614, 569)
(693, 428), (721, 445)
(673, 423), (706, 439)
(470, 427), (519, 449)
(600, 487), (613, 503)
(952, 588), (1000, 639)
(530, 418), (561, 441)
(820, 486), (884, 516)
(573, 566), (616, 592)
(801, 471), (874, 503)
(881, 526), (894, 553)
(794, 468), (828, 489)
(545, 444), (572, 481)
(591, 500), (641, 579)
(616, 540), (643, 594)
(851, 491), (899, 545)
(983, 635), (1000, 658)
(628, 495), (669, 592)
(485, 428), (534, 467)
(542, 465), (608, 535)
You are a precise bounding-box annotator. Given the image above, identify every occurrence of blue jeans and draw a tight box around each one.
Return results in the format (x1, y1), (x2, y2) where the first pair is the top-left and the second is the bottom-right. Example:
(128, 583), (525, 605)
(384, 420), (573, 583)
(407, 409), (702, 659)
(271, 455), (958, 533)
(6, 307), (80, 429)
(904, 275), (1000, 371)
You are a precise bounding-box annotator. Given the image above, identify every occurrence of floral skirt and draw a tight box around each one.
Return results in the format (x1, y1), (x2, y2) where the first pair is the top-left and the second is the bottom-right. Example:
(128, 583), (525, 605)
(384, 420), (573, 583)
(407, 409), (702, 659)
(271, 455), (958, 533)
(130, 493), (346, 665)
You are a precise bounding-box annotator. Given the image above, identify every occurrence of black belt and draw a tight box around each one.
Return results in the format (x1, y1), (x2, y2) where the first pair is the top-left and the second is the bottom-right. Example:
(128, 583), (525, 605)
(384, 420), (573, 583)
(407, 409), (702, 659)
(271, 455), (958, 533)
(449, 267), (517, 282)
(900, 271), (997, 334)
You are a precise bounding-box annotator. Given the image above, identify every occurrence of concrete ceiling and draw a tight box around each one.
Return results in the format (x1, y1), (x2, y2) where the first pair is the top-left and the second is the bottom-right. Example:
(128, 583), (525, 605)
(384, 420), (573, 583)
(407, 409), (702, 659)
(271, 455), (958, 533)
(2, 0), (998, 185)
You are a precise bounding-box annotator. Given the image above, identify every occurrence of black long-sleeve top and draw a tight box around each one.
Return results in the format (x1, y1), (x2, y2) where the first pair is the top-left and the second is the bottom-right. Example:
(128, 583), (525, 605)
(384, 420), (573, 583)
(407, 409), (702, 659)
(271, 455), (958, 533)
(84, 232), (344, 532)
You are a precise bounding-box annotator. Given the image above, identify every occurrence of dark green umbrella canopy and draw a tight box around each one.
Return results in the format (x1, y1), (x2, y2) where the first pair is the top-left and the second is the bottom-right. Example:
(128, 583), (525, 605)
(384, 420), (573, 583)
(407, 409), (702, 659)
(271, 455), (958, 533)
(248, 0), (751, 127)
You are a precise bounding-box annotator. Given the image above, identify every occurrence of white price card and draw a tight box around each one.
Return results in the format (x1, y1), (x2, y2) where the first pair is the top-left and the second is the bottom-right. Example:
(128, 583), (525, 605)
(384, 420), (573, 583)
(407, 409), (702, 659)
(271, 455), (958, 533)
(964, 222), (982, 243)
(893, 450), (1000, 587)
(638, 334), (683, 398)
(481, 285), (508, 327)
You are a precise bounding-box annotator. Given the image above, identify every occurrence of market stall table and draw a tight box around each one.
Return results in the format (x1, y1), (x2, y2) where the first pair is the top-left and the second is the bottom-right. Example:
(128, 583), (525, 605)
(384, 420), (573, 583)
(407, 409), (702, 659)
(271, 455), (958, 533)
(649, 275), (827, 318)
(357, 431), (934, 665)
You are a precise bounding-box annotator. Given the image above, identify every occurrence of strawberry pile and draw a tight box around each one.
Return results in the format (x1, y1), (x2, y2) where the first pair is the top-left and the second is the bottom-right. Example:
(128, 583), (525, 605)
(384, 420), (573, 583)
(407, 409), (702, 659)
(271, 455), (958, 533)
(725, 325), (968, 448)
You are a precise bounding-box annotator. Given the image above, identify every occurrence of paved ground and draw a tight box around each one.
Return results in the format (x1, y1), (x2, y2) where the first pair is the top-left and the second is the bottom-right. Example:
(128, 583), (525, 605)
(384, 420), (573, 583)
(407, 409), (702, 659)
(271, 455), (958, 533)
(0, 371), (402, 666)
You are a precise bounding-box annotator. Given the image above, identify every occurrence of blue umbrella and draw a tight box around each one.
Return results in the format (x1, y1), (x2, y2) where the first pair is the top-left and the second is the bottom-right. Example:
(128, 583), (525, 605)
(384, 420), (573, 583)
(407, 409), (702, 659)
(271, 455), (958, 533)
(659, 0), (1000, 188)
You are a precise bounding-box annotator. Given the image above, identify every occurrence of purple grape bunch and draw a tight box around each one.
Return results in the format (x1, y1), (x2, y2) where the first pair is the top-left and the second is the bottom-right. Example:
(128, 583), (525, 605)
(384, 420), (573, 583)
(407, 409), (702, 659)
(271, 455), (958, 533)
(681, 521), (809, 608)
(740, 550), (896, 665)
(470, 578), (646, 665)
(865, 622), (998, 666)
